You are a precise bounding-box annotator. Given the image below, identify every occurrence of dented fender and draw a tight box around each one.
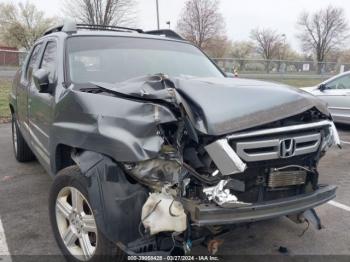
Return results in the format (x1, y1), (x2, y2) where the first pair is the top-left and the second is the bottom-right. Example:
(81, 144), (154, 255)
(49, 87), (178, 174)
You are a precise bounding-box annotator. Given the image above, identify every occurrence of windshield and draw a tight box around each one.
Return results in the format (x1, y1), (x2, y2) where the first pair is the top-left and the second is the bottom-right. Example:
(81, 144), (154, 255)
(66, 36), (223, 83)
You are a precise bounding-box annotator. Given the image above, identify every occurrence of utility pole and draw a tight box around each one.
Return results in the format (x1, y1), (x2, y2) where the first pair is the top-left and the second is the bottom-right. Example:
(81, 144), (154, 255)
(156, 0), (160, 30)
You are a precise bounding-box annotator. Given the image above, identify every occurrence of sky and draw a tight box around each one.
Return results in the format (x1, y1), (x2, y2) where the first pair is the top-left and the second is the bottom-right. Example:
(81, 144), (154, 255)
(5, 0), (350, 51)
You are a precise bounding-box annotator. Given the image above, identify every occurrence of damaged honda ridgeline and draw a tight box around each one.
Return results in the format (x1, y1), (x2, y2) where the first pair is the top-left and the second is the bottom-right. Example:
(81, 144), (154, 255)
(9, 22), (340, 260)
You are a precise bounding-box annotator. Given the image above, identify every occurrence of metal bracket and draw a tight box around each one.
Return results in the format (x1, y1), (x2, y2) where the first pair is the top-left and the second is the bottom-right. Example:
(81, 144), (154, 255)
(299, 208), (323, 230)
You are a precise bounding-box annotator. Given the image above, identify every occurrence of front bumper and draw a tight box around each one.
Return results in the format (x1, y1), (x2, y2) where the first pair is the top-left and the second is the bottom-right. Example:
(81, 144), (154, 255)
(183, 185), (337, 226)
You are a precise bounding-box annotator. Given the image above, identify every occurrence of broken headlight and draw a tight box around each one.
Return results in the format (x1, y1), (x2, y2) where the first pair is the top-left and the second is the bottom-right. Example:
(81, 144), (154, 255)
(321, 122), (341, 151)
(123, 158), (183, 191)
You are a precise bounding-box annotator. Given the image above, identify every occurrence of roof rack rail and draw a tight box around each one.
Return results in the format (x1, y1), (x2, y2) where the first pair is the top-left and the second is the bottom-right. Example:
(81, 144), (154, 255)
(76, 24), (144, 33)
(145, 29), (184, 40)
(43, 20), (184, 41)
(43, 24), (64, 36)
(43, 20), (77, 36)
(43, 20), (144, 36)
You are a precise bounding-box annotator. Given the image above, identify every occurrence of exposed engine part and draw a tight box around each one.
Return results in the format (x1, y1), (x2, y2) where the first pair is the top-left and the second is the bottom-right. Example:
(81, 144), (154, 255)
(203, 180), (250, 207)
(268, 169), (307, 188)
(205, 139), (247, 176)
(141, 191), (187, 235)
(124, 159), (182, 190)
(182, 162), (220, 185)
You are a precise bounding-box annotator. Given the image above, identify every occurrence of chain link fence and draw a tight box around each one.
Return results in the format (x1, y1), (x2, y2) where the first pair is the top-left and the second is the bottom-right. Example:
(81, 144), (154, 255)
(213, 58), (350, 77)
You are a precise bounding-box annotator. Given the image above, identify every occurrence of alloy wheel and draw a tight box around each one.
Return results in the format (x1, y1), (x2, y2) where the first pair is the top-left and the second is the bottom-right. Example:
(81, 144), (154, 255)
(55, 186), (98, 261)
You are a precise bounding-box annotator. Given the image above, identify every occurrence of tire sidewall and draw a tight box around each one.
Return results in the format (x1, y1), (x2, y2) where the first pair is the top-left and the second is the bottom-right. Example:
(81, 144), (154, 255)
(49, 166), (118, 262)
(11, 113), (35, 162)
(11, 114), (18, 158)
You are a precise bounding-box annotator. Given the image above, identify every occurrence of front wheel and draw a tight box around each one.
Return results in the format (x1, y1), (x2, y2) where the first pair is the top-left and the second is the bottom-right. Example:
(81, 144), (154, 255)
(49, 166), (126, 262)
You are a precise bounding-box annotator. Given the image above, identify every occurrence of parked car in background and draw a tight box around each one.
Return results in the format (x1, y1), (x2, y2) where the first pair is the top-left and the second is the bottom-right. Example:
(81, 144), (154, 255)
(302, 71), (350, 125)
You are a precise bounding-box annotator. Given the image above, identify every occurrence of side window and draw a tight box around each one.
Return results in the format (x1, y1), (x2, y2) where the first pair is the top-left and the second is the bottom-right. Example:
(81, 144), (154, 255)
(26, 43), (42, 80)
(40, 41), (57, 82)
(326, 75), (350, 90)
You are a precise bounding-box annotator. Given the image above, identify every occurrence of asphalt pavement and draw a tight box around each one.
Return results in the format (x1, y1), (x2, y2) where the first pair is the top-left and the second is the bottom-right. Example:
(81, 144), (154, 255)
(0, 123), (349, 261)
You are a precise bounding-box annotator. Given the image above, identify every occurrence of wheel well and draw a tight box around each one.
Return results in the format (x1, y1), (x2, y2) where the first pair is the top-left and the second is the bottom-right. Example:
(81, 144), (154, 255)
(54, 144), (75, 174)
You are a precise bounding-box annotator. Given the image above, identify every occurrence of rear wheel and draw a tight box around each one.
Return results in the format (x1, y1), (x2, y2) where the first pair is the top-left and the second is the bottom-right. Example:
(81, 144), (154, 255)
(11, 114), (35, 162)
(49, 166), (126, 262)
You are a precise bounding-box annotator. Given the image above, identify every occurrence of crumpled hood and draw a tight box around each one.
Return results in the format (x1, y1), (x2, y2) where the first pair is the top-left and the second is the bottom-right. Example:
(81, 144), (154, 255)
(173, 77), (330, 135)
(92, 75), (330, 136)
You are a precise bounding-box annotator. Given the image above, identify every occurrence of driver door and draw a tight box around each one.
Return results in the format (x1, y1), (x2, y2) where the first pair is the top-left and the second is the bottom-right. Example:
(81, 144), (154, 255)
(28, 39), (58, 169)
(318, 74), (350, 124)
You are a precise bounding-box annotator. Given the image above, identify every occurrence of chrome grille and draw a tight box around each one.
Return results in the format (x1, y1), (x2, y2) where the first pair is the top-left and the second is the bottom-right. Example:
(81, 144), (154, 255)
(235, 133), (321, 162)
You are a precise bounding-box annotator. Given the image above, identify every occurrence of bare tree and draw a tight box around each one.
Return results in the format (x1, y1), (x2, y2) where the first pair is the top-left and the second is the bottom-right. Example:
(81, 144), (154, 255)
(229, 41), (254, 70)
(297, 6), (349, 74)
(250, 28), (284, 72)
(230, 41), (254, 59)
(177, 0), (226, 50)
(339, 49), (350, 64)
(0, 2), (55, 50)
(63, 0), (137, 27)
(250, 28), (283, 60)
(205, 36), (231, 58)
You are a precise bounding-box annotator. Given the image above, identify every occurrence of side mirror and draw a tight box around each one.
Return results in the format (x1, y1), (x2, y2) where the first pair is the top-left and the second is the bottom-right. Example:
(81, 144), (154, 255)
(33, 69), (50, 93)
(319, 84), (327, 92)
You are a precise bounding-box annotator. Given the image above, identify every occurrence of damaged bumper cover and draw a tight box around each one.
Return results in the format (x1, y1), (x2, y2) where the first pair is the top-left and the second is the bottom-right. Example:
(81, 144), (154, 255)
(183, 185), (336, 226)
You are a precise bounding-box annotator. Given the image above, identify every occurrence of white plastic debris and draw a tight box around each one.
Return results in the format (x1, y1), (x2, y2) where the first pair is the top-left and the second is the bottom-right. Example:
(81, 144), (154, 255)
(330, 122), (341, 148)
(141, 192), (187, 235)
(203, 180), (250, 208)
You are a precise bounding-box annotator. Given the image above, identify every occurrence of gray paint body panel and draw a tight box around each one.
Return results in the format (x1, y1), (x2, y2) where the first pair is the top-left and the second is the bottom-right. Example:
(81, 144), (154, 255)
(49, 87), (177, 171)
(96, 76), (330, 136)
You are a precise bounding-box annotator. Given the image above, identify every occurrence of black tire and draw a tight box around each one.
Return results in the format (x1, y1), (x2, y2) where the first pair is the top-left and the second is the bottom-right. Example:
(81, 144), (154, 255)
(49, 166), (126, 262)
(11, 114), (35, 162)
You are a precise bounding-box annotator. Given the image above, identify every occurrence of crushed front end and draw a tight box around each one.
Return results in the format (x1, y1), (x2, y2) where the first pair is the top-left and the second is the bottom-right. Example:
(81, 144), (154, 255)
(89, 76), (339, 255)
(182, 115), (338, 226)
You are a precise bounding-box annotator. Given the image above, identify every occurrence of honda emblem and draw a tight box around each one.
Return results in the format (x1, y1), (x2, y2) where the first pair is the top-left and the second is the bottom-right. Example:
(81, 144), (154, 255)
(279, 138), (296, 158)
